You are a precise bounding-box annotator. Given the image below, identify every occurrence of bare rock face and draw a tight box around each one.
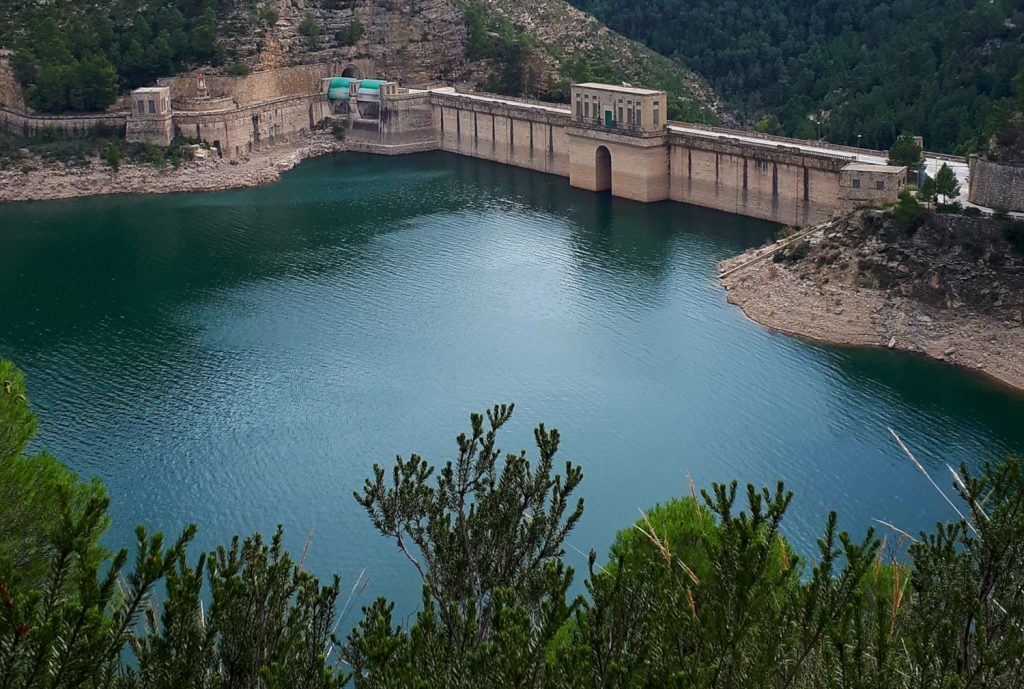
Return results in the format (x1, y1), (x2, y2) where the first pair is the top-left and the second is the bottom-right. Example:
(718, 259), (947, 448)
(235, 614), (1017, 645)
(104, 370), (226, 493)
(210, 0), (717, 108)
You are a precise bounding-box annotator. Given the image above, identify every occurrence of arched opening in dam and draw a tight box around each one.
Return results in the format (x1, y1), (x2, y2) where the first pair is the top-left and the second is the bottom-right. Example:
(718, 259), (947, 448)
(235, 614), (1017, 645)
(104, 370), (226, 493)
(341, 65), (362, 79)
(595, 145), (612, 192)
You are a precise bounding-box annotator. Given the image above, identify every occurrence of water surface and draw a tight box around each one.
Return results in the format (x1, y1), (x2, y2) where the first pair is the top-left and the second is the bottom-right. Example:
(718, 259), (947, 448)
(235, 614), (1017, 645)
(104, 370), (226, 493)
(2, 152), (1023, 610)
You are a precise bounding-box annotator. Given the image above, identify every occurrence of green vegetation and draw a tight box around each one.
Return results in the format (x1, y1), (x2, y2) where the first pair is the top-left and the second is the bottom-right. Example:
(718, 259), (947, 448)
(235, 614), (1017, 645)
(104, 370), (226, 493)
(2, 364), (1023, 688)
(5, 0), (224, 113)
(773, 239), (811, 264)
(889, 191), (929, 236)
(464, 1), (537, 97)
(228, 62), (252, 77)
(934, 164), (961, 204)
(258, 8), (279, 27)
(1001, 219), (1024, 256)
(298, 14), (320, 49)
(568, 0), (1024, 152)
(335, 18), (364, 47)
(101, 142), (121, 171)
(888, 135), (924, 174)
(0, 127), (196, 171)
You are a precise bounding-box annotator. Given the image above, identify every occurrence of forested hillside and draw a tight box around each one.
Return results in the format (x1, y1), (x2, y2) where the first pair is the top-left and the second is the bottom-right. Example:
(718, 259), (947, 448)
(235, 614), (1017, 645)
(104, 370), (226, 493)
(0, 0), (227, 112)
(569, 0), (1024, 152)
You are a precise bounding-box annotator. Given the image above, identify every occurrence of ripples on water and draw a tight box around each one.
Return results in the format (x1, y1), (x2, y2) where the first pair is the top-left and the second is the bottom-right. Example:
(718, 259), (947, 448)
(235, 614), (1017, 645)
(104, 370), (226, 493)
(2, 152), (1023, 610)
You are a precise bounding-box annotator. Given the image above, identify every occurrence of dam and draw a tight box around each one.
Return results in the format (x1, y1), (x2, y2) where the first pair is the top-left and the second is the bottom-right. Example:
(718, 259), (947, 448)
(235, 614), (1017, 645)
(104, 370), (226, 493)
(4, 59), (964, 225)
(333, 77), (915, 226)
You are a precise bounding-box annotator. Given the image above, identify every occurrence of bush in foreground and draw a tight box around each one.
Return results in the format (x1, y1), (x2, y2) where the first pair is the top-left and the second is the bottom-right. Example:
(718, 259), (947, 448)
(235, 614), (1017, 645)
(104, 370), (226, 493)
(1, 361), (1022, 688)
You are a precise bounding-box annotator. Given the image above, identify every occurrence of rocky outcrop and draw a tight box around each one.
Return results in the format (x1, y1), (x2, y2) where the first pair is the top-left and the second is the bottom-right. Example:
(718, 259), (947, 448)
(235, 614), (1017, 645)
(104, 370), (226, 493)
(720, 211), (1024, 391)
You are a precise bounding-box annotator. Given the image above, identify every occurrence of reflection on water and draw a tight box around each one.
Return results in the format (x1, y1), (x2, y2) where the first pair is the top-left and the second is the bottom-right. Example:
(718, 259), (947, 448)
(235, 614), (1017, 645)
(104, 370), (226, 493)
(1, 151), (1022, 612)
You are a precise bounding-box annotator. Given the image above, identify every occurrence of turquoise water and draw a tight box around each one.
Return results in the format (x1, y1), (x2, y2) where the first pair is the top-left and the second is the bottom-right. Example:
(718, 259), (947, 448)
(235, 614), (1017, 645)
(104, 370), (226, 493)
(2, 151), (1023, 612)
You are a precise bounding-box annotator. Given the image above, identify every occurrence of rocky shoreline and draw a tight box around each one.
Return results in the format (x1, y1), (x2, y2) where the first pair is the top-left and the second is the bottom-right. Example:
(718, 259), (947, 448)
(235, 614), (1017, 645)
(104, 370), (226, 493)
(720, 212), (1024, 392)
(0, 132), (347, 203)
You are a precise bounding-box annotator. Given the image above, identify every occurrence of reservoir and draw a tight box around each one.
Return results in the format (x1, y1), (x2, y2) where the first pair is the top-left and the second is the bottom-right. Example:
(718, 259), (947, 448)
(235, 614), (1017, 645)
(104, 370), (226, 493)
(2, 151), (1023, 610)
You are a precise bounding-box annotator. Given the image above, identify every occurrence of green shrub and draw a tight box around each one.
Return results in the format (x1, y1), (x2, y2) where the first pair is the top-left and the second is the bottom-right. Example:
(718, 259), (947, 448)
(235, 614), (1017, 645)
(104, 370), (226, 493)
(258, 7), (279, 25)
(101, 143), (121, 171)
(776, 225), (798, 240)
(963, 205), (982, 217)
(298, 14), (320, 40)
(228, 62), (251, 77)
(142, 142), (166, 168)
(888, 190), (928, 236)
(20, 164), (33, 175)
(336, 18), (364, 46)
(1002, 219), (1024, 255)
(773, 239), (810, 263)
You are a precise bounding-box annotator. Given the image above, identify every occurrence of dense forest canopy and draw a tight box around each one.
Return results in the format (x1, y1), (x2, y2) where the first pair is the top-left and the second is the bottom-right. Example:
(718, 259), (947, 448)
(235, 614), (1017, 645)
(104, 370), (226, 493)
(0, 0), (228, 112)
(568, 0), (1024, 152)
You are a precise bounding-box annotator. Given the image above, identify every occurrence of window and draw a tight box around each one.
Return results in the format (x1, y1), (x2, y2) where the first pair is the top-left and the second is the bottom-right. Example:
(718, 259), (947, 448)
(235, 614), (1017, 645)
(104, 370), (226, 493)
(626, 101), (633, 125)
(576, 97), (582, 118)
(875, 180), (885, 190)
(584, 97), (590, 119)
(653, 102), (660, 126)
(594, 97), (600, 121)
(618, 105), (623, 124)
(137, 100), (145, 115)
(852, 178), (861, 189)
(635, 104), (642, 125)
(148, 100), (156, 114)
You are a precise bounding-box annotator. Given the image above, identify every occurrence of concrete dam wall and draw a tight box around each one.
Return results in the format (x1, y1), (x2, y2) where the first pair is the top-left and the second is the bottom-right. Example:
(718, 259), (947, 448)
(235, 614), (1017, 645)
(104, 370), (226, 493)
(383, 87), (899, 226)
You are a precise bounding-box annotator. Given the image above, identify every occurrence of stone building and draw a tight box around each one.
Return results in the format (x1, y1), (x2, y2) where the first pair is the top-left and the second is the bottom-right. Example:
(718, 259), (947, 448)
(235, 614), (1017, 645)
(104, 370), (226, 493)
(837, 162), (907, 210)
(126, 87), (173, 145)
(571, 82), (667, 133)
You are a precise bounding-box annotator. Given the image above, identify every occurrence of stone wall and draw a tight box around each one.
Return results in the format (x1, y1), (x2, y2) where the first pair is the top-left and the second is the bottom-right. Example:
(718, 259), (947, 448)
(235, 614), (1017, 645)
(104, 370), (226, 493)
(159, 64), (336, 106)
(431, 91), (571, 177)
(0, 108), (128, 138)
(173, 95), (329, 159)
(968, 156), (1024, 212)
(667, 132), (850, 226)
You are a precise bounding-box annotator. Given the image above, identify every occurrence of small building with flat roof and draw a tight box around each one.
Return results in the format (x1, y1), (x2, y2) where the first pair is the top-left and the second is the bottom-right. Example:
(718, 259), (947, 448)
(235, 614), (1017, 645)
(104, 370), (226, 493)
(838, 162), (907, 210)
(571, 82), (667, 134)
(126, 86), (173, 145)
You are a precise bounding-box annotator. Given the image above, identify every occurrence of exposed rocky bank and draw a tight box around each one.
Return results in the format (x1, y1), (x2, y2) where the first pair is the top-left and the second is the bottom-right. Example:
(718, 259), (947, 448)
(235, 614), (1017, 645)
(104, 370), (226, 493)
(720, 211), (1024, 391)
(0, 132), (345, 203)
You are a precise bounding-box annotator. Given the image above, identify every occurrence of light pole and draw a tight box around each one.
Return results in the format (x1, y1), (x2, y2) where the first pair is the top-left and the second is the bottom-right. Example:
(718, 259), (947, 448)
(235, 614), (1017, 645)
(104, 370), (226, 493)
(856, 133), (862, 148)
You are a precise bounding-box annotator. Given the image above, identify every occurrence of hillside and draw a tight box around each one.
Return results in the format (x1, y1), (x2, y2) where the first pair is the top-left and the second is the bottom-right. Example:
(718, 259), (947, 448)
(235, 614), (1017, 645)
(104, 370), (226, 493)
(0, 0), (720, 116)
(569, 0), (1024, 152)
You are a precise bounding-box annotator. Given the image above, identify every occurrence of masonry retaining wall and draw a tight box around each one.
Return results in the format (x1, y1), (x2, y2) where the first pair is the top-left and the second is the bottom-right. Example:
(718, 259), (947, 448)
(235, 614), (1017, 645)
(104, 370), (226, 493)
(968, 156), (1024, 212)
